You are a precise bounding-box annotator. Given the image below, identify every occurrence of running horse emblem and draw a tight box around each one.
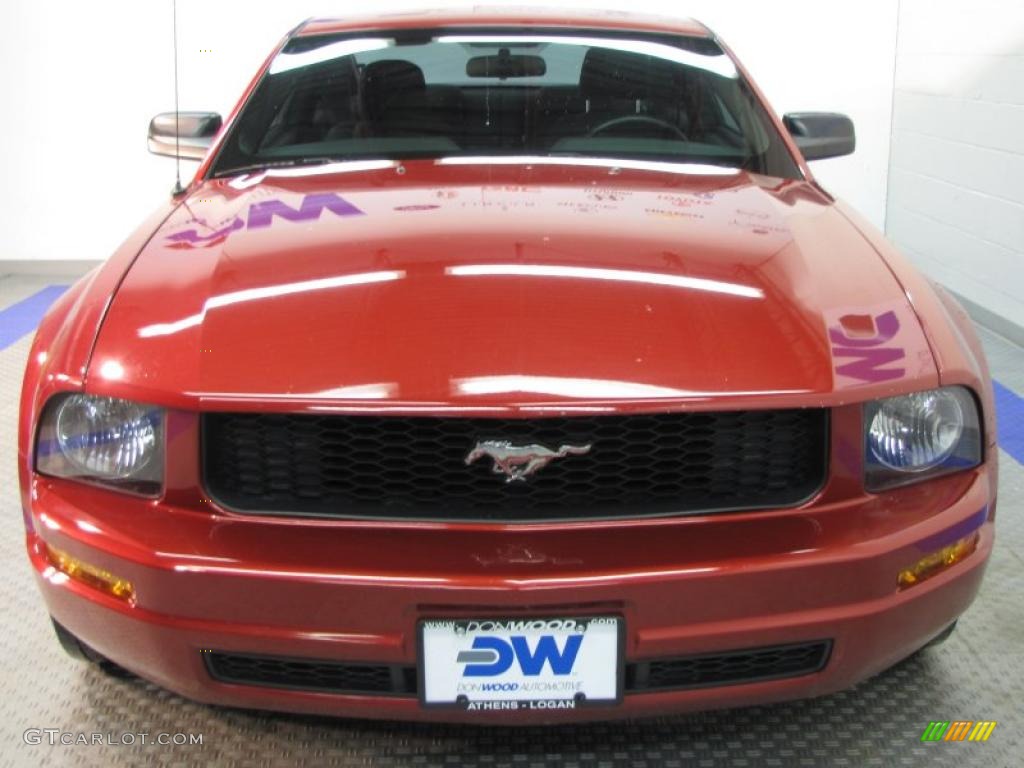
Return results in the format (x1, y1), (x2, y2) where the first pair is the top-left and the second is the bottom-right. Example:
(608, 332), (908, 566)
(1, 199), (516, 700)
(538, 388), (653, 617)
(464, 440), (593, 483)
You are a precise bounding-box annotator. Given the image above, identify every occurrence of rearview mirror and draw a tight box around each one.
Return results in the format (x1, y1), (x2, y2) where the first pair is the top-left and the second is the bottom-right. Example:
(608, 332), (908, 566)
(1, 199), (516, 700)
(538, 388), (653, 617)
(783, 112), (855, 161)
(148, 112), (223, 160)
(467, 50), (546, 79)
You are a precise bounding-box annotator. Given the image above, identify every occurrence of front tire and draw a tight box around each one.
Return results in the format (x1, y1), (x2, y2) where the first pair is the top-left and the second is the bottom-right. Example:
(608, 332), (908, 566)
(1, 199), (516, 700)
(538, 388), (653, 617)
(923, 620), (958, 649)
(51, 619), (133, 678)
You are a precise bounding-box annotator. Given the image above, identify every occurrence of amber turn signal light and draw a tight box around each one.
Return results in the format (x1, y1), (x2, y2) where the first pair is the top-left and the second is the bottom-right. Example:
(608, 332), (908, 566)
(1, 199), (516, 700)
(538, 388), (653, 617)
(898, 533), (979, 590)
(44, 542), (136, 604)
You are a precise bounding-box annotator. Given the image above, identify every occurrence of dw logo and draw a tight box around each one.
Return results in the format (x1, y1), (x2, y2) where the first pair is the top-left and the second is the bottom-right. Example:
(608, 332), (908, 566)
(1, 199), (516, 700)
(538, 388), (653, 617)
(828, 310), (906, 383)
(457, 636), (583, 677)
(166, 193), (364, 249)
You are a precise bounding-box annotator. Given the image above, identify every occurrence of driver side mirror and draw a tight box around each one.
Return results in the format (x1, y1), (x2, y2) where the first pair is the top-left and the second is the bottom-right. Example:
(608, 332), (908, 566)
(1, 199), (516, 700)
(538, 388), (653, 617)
(148, 112), (223, 160)
(783, 112), (855, 161)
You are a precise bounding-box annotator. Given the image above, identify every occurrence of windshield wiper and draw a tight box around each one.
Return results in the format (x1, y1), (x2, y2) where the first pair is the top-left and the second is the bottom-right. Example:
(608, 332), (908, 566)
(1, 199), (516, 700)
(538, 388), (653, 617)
(211, 156), (349, 179)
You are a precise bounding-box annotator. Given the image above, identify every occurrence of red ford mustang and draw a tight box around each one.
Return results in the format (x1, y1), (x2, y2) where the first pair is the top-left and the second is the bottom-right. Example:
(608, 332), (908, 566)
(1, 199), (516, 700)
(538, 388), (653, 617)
(19, 9), (997, 723)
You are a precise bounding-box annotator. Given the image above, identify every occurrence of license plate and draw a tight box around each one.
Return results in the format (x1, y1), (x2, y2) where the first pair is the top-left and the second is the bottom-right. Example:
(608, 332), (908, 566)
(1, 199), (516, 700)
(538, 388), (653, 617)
(419, 616), (622, 711)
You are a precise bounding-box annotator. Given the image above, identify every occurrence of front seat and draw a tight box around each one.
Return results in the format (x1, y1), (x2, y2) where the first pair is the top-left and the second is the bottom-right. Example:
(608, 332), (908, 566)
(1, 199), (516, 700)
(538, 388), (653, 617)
(362, 60), (462, 137)
(576, 47), (690, 137)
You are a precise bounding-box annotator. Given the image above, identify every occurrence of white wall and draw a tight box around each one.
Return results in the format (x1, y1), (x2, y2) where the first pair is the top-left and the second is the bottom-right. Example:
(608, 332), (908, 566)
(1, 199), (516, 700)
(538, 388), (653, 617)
(886, 0), (1024, 334)
(0, 0), (897, 263)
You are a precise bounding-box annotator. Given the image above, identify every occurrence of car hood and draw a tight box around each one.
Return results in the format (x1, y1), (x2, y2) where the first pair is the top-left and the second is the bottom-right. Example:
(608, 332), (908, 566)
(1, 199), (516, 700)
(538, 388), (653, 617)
(89, 161), (938, 411)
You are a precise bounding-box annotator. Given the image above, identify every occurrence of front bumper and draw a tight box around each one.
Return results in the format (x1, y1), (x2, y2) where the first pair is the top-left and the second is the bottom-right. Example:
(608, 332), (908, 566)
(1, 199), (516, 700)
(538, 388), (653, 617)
(26, 465), (993, 724)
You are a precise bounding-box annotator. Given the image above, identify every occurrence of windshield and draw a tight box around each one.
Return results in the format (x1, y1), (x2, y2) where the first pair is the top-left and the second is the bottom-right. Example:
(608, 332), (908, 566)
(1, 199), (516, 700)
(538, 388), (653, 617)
(210, 29), (800, 179)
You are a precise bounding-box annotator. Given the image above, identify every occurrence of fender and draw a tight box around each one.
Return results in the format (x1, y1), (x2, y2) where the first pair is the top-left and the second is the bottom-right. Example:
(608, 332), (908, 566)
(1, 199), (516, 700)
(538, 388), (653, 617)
(835, 201), (998, 515)
(18, 201), (180, 525)
(929, 280), (999, 508)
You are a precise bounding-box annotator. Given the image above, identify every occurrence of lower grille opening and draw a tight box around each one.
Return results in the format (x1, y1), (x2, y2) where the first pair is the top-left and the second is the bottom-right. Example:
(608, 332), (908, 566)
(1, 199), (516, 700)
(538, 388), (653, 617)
(205, 641), (830, 698)
(205, 652), (416, 696)
(627, 640), (832, 692)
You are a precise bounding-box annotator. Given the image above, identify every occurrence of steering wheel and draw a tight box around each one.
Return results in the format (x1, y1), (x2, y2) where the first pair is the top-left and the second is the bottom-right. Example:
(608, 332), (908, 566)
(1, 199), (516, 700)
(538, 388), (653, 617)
(586, 115), (688, 141)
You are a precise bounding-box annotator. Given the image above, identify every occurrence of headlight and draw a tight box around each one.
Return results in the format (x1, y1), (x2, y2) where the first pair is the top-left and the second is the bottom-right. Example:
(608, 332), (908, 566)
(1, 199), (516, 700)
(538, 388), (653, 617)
(865, 386), (981, 491)
(35, 394), (164, 496)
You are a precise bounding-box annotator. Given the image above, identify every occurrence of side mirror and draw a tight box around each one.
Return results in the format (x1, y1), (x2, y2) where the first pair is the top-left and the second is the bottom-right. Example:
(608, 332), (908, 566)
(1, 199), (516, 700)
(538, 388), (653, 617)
(783, 112), (855, 161)
(148, 112), (223, 160)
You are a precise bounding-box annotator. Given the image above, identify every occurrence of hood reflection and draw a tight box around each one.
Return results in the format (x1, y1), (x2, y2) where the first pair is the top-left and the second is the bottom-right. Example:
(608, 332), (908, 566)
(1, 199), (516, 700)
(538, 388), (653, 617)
(452, 375), (688, 399)
(138, 270), (405, 338)
(446, 264), (763, 299)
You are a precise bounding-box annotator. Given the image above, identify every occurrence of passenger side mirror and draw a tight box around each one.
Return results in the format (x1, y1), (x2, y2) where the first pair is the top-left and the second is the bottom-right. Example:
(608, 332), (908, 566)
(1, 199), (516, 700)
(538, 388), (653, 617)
(783, 112), (855, 161)
(148, 112), (223, 160)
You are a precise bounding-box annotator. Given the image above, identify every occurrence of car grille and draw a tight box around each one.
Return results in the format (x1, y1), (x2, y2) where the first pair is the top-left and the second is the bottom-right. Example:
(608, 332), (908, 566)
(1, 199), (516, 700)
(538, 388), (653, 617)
(202, 409), (828, 521)
(205, 652), (416, 696)
(204, 641), (831, 697)
(626, 641), (832, 692)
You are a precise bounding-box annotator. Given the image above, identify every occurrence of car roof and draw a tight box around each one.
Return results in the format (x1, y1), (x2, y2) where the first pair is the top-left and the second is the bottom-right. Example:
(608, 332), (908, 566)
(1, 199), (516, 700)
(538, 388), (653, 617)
(297, 7), (711, 39)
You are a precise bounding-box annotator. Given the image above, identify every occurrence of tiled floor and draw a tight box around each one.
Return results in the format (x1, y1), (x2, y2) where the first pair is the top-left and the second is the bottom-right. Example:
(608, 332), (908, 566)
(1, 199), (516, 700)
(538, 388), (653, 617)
(1, 275), (1021, 768)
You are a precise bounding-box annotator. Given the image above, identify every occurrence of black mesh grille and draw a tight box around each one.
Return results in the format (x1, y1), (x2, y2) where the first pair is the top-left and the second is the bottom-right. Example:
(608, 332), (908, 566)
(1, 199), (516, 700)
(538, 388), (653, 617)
(205, 641), (830, 697)
(205, 652), (416, 696)
(627, 641), (832, 692)
(202, 409), (827, 521)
